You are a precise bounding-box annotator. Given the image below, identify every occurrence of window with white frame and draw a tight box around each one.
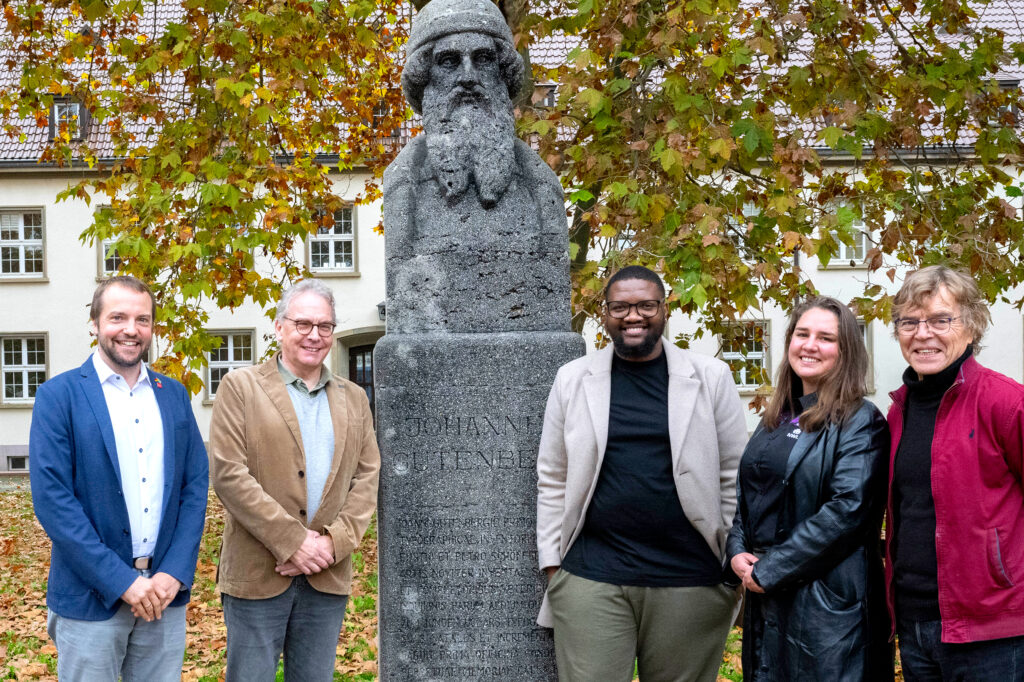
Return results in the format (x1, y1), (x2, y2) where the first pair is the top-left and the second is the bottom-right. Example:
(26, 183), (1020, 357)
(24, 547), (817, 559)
(722, 321), (769, 389)
(373, 102), (400, 139)
(726, 202), (762, 262)
(995, 79), (1020, 128)
(830, 226), (868, 263)
(50, 100), (86, 140)
(2, 336), (46, 404)
(7, 455), (27, 471)
(538, 84), (557, 108)
(99, 237), (123, 277)
(207, 331), (254, 398)
(825, 204), (868, 267)
(0, 210), (44, 279)
(309, 206), (355, 273)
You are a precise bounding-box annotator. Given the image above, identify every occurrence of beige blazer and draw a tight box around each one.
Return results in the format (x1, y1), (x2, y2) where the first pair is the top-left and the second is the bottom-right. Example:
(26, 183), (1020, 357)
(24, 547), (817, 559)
(210, 355), (380, 599)
(536, 344), (747, 626)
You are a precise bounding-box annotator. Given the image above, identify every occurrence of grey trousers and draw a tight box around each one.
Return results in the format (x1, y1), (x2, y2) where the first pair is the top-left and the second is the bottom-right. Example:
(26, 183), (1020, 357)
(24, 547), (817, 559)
(222, 575), (349, 682)
(47, 603), (186, 682)
(547, 569), (738, 682)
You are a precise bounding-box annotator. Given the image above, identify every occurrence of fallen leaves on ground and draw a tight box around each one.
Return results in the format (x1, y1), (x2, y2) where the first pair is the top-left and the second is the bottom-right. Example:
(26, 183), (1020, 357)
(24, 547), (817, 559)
(0, 484), (901, 682)
(0, 487), (378, 682)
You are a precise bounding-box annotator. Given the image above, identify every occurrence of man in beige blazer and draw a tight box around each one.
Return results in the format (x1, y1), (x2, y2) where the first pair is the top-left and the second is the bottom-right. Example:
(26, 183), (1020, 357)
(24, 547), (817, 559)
(210, 279), (380, 682)
(536, 265), (747, 682)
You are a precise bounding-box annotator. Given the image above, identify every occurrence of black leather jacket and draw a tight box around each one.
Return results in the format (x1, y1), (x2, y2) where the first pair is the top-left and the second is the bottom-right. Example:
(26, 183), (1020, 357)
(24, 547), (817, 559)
(726, 399), (893, 681)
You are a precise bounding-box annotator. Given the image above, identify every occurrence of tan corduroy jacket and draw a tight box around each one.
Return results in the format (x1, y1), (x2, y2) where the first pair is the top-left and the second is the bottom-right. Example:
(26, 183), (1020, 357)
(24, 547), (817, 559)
(210, 355), (380, 599)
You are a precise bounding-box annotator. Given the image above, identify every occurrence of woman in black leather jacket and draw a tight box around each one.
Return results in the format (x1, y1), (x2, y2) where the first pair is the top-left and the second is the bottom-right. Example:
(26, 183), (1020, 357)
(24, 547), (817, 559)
(727, 297), (893, 681)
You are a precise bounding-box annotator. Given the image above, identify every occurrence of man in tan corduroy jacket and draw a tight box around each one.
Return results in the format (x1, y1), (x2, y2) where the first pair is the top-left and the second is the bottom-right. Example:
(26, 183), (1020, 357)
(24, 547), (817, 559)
(210, 279), (380, 682)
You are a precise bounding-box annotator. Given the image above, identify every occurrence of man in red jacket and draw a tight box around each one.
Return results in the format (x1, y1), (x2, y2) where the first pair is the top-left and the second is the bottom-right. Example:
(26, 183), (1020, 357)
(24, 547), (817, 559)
(887, 265), (1024, 681)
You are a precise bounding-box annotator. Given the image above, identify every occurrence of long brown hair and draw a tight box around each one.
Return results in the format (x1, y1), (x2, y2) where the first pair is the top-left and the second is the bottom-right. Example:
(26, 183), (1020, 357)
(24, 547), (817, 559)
(762, 296), (868, 432)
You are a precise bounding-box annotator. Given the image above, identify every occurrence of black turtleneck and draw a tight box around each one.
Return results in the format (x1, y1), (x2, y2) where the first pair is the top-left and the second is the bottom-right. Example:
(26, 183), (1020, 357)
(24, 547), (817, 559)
(892, 345), (972, 621)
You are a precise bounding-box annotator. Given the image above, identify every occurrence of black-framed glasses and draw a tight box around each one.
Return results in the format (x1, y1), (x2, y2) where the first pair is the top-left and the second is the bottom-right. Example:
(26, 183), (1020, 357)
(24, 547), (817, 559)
(284, 316), (336, 336)
(605, 300), (663, 319)
(894, 316), (961, 336)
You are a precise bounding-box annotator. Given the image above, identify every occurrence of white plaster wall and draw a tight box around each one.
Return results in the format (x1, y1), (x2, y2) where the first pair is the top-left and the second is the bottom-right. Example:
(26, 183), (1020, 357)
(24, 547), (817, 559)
(0, 170), (387, 452)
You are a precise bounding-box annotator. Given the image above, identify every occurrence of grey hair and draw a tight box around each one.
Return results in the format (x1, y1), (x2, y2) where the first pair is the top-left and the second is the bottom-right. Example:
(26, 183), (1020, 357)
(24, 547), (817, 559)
(276, 279), (337, 324)
(892, 265), (990, 352)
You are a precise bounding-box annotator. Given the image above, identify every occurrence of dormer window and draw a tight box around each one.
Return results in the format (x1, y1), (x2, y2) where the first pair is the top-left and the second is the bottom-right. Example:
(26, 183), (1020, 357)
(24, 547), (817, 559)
(373, 102), (400, 140)
(537, 84), (557, 108)
(997, 79), (1020, 128)
(49, 100), (88, 141)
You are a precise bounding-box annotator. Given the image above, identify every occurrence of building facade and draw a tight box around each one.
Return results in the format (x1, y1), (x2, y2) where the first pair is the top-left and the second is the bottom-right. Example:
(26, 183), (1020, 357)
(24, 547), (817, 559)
(0, 167), (386, 470)
(4, 162), (1024, 464)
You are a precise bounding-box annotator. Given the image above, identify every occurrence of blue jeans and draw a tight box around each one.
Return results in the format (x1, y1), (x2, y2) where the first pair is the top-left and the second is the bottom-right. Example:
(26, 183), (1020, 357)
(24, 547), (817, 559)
(222, 575), (349, 682)
(898, 617), (1024, 682)
(47, 603), (186, 682)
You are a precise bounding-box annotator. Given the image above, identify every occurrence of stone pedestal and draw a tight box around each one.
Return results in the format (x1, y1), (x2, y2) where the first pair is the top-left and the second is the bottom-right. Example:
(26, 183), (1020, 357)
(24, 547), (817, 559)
(376, 331), (582, 681)
(375, 2), (584, 673)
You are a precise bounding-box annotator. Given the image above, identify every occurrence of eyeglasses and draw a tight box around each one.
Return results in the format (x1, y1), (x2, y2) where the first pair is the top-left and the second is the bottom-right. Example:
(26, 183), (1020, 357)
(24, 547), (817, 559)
(604, 300), (663, 319)
(894, 316), (961, 336)
(284, 316), (336, 337)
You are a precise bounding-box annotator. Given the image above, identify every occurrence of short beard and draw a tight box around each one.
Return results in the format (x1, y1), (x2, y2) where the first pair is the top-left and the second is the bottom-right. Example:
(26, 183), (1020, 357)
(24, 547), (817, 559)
(610, 320), (666, 360)
(99, 336), (149, 368)
(421, 83), (517, 208)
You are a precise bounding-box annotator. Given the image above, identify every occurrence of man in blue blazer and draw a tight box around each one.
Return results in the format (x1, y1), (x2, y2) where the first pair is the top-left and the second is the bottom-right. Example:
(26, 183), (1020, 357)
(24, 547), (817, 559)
(30, 276), (208, 681)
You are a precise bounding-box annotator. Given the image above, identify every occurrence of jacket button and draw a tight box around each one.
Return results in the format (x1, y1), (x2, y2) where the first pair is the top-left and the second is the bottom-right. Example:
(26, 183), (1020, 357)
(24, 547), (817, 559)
(299, 509), (306, 516)
(123, 529), (130, 536)
(298, 470), (305, 478)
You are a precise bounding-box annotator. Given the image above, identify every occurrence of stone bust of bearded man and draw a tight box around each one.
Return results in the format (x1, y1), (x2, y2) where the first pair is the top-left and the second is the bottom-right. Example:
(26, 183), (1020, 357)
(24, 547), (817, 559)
(382, 0), (571, 335)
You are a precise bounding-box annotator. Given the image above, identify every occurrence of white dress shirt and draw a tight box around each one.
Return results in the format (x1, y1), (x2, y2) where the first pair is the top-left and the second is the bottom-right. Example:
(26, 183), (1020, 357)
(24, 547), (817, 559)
(92, 353), (165, 559)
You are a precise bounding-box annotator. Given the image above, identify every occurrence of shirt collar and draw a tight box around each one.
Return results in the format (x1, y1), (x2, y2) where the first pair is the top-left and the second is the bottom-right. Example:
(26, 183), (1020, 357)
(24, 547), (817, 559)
(277, 356), (332, 395)
(92, 352), (150, 389)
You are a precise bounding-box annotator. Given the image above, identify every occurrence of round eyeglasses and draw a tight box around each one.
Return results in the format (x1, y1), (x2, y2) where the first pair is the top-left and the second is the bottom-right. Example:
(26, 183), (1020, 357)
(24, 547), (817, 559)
(283, 317), (337, 336)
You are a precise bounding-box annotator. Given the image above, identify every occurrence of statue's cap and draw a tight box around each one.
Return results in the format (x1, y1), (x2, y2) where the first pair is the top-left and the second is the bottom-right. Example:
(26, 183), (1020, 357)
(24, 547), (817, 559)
(408, 0), (513, 56)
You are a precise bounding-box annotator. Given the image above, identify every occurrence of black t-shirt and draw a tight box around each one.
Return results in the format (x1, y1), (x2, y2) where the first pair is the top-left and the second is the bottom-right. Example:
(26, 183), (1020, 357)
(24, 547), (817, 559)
(738, 396), (813, 549)
(561, 349), (723, 587)
(892, 346), (971, 620)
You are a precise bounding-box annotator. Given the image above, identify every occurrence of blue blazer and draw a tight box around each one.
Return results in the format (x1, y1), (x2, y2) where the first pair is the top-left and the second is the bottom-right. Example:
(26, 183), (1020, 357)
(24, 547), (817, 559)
(29, 356), (209, 621)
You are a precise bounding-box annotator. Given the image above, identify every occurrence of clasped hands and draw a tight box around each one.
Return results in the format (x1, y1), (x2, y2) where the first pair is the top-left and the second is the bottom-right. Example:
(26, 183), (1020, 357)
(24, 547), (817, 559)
(730, 552), (766, 594)
(275, 529), (335, 577)
(120, 572), (181, 622)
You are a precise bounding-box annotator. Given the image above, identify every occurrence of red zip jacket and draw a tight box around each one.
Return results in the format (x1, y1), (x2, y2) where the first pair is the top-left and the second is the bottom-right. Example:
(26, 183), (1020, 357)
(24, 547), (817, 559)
(886, 355), (1024, 643)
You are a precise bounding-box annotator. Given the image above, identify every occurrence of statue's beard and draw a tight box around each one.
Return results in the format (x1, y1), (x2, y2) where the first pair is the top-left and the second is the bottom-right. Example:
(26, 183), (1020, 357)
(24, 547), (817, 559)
(421, 83), (517, 208)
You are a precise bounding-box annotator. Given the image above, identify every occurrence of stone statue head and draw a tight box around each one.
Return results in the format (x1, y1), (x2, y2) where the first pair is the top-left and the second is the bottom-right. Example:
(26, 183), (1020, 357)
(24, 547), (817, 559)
(401, 0), (527, 206)
(402, 0), (524, 116)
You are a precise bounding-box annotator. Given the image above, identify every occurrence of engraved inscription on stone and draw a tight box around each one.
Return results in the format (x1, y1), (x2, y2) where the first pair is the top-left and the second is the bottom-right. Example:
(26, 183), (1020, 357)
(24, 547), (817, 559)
(377, 384), (564, 679)
(391, 413), (541, 474)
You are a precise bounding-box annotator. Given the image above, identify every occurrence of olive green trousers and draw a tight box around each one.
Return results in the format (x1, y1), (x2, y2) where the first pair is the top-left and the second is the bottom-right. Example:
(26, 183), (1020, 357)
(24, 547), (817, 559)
(547, 569), (739, 682)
